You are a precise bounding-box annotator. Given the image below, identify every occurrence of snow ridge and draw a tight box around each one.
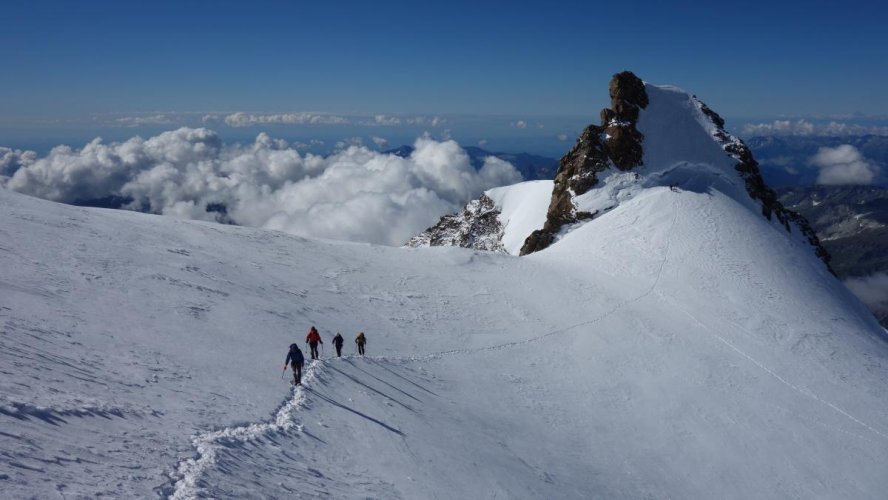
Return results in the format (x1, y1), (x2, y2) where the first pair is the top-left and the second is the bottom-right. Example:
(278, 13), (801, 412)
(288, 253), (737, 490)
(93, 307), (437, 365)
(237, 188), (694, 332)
(168, 361), (324, 499)
(402, 195), (680, 361)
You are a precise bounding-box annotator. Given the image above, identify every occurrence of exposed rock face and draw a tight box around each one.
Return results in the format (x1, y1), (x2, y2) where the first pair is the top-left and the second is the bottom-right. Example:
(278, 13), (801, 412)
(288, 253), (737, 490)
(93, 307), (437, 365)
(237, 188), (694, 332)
(697, 103), (833, 271)
(520, 71), (831, 271)
(406, 194), (505, 252)
(408, 70), (831, 272)
(521, 71), (648, 255)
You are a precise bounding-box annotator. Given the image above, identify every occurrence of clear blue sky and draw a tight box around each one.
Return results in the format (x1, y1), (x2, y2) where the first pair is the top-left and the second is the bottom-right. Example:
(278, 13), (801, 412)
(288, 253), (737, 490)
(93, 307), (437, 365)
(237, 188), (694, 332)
(2, 0), (887, 154)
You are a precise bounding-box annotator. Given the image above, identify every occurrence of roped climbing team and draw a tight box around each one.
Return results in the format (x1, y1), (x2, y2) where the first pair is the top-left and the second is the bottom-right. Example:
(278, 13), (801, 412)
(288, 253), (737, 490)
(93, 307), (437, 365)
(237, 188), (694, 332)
(283, 327), (368, 386)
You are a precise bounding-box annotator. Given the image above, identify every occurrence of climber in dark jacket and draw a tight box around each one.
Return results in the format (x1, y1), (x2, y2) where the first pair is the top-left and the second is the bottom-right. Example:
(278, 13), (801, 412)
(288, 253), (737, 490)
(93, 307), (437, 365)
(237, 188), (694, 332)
(332, 333), (344, 357)
(283, 343), (305, 385)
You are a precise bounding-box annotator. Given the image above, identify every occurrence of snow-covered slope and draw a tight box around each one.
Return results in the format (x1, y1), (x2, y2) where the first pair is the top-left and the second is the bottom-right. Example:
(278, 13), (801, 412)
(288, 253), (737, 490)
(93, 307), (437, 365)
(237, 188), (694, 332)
(520, 72), (828, 265)
(3, 174), (888, 498)
(486, 180), (552, 255)
(406, 180), (552, 255)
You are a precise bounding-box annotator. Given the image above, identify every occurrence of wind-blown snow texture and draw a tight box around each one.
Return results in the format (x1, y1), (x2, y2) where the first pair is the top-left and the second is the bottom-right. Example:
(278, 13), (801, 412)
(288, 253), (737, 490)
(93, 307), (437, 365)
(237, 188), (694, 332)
(3, 181), (888, 498)
(3, 82), (888, 498)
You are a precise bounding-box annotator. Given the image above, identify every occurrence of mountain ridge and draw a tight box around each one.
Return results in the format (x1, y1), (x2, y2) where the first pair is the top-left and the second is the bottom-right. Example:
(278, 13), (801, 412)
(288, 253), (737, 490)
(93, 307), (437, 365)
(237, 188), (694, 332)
(410, 72), (831, 271)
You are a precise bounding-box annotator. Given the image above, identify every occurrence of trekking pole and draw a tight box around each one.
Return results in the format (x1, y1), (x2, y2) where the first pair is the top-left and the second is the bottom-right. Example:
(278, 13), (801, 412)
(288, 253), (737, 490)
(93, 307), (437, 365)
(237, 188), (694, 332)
(281, 365), (286, 380)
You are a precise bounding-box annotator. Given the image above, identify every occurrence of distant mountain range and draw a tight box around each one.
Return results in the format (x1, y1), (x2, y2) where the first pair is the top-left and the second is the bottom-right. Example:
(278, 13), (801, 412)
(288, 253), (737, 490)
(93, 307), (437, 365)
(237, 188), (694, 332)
(779, 185), (888, 326)
(778, 185), (888, 278)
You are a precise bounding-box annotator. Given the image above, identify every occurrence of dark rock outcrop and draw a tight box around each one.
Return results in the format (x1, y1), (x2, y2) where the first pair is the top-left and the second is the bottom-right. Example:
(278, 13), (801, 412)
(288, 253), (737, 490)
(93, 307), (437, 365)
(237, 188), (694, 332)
(520, 70), (831, 271)
(521, 71), (648, 256)
(406, 194), (505, 252)
(697, 105), (833, 272)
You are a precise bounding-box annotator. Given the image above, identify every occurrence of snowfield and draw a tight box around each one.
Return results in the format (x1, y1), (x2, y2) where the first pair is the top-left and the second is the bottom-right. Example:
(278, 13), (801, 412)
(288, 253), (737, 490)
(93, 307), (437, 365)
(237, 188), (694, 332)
(3, 81), (888, 499)
(3, 182), (887, 498)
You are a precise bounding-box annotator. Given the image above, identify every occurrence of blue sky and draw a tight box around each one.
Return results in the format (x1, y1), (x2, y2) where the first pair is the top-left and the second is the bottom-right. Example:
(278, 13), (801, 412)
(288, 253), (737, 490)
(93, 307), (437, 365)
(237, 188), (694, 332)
(2, 0), (887, 155)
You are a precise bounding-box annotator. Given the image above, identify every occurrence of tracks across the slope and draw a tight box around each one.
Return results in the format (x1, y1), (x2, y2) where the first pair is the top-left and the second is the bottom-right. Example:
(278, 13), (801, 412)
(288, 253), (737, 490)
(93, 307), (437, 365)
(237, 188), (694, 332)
(375, 195), (681, 364)
(166, 362), (325, 499)
(165, 195), (680, 499)
(669, 294), (888, 443)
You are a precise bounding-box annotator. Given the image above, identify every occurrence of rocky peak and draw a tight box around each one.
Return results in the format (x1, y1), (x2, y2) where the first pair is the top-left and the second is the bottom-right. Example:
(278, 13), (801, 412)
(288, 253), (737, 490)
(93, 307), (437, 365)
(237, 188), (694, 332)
(521, 71), (648, 255)
(521, 71), (831, 271)
(409, 71), (831, 272)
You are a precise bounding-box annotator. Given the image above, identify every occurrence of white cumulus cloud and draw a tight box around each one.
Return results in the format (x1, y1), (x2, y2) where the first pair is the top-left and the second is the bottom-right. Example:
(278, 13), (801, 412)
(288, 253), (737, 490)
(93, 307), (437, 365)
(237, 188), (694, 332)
(2, 128), (523, 246)
(115, 114), (175, 127)
(371, 115), (401, 126)
(223, 112), (350, 127)
(844, 272), (888, 323)
(406, 116), (445, 127)
(371, 136), (389, 148)
(1, 147), (37, 177)
(511, 120), (527, 129)
(810, 145), (879, 185)
(742, 119), (888, 137)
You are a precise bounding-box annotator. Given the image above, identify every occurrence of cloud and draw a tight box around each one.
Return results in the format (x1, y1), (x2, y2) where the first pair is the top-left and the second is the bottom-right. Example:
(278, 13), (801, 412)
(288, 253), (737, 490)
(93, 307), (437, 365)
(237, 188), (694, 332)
(334, 137), (364, 150)
(371, 136), (388, 148)
(844, 272), (888, 322)
(406, 116), (445, 127)
(810, 145), (879, 185)
(371, 115), (401, 126)
(741, 119), (888, 137)
(478, 139), (488, 147)
(0, 147), (37, 177)
(223, 112), (350, 127)
(3, 128), (523, 246)
(219, 112), (447, 129)
(557, 133), (568, 141)
(511, 120), (527, 129)
(292, 139), (325, 150)
(115, 114), (175, 127)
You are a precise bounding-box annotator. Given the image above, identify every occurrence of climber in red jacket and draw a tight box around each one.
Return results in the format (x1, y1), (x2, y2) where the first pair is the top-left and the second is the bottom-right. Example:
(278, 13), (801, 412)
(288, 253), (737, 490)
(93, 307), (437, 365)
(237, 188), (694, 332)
(305, 326), (323, 360)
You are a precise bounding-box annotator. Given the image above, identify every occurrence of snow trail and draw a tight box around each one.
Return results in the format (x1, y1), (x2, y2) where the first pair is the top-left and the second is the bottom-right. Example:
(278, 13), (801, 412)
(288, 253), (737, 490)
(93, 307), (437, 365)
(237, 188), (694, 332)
(165, 200), (678, 499)
(670, 293), (888, 442)
(168, 360), (325, 499)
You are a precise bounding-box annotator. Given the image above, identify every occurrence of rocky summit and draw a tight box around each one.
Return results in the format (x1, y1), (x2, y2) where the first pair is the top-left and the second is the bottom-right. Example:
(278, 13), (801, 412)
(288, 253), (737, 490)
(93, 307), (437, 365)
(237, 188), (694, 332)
(520, 71), (649, 255)
(410, 70), (831, 273)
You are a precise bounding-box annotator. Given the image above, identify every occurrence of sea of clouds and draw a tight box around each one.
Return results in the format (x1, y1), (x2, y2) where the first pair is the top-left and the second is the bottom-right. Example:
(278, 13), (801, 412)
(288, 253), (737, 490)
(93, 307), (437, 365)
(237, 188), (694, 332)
(0, 128), (522, 245)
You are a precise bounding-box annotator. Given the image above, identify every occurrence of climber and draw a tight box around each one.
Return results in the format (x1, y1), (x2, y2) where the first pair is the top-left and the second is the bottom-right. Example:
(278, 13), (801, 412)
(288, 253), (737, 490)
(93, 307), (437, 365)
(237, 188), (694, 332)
(283, 343), (305, 385)
(355, 331), (367, 356)
(306, 326), (323, 360)
(332, 332), (344, 357)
